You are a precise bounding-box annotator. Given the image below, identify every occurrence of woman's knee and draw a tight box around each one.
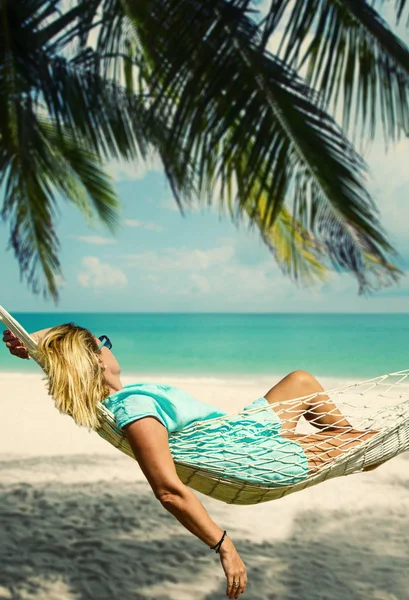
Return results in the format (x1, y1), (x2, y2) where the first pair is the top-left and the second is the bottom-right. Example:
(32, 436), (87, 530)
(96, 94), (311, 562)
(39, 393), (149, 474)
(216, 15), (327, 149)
(287, 370), (315, 387)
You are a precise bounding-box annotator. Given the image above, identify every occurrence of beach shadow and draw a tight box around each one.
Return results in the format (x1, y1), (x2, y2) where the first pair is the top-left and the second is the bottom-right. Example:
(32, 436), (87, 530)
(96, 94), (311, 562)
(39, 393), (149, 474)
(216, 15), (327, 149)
(236, 510), (409, 600)
(0, 456), (408, 600)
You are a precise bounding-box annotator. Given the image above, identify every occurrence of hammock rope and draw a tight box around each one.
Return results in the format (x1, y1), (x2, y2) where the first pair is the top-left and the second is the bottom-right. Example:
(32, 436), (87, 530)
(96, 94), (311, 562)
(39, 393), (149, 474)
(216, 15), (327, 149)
(1, 305), (409, 505)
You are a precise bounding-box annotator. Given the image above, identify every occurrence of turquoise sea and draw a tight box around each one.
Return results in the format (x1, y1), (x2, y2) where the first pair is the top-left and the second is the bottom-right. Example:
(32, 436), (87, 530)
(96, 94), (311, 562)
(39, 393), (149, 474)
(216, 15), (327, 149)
(0, 313), (408, 380)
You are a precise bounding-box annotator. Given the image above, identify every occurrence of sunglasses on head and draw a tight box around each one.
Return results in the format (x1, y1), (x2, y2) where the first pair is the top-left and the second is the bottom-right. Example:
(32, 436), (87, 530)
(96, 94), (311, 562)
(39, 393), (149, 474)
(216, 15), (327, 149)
(98, 335), (113, 351)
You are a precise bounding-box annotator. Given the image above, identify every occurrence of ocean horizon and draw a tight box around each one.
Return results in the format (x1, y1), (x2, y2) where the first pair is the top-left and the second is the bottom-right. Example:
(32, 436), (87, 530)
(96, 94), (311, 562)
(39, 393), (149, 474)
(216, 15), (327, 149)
(1, 312), (408, 381)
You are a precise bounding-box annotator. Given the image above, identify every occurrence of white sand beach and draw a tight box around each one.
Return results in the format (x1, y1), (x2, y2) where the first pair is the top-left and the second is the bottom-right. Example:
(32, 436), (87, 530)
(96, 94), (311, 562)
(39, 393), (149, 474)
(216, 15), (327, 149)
(1, 372), (408, 600)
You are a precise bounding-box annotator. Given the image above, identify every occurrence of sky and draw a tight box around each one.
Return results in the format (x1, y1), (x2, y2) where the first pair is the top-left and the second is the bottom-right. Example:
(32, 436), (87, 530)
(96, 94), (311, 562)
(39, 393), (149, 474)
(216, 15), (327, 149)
(1, 2), (409, 313)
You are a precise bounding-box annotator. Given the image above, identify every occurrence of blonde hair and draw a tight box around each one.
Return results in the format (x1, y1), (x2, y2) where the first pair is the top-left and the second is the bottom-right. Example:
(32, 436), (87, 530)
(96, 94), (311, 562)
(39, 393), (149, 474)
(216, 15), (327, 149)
(38, 323), (110, 430)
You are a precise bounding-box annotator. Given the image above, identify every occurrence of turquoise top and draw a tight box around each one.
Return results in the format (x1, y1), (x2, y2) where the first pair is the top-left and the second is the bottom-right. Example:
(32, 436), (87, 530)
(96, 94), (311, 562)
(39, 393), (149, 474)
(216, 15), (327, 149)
(102, 382), (227, 433)
(102, 382), (309, 487)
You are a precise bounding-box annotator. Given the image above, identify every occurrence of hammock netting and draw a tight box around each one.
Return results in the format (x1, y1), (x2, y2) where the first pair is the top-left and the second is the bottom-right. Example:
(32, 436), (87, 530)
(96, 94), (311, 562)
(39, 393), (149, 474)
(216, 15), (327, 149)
(1, 305), (409, 505)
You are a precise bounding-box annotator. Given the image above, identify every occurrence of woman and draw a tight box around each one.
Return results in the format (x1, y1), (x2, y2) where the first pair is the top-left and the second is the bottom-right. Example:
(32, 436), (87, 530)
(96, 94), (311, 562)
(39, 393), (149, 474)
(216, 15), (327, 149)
(2, 323), (379, 599)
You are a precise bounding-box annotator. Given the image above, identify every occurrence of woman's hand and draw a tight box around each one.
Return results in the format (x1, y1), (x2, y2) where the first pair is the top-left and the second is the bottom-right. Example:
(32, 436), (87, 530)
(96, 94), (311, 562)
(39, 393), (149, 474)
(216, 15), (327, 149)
(2, 330), (30, 359)
(219, 538), (248, 598)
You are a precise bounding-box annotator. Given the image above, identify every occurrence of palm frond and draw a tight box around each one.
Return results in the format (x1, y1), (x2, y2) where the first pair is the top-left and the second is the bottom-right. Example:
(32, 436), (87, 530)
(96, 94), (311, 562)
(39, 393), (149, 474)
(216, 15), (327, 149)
(0, 100), (119, 299)
(309, 190), (402, 293)
(360, 250), (403, 289)
(38, 121), (119, 230)
(0, 0), (404, 298)
(243, 194), (401, 293)
(117, 0), (399, 290)
(246, 200), (329, 287)
(261, 0), (409, 143)
(1, 0), (152, 163)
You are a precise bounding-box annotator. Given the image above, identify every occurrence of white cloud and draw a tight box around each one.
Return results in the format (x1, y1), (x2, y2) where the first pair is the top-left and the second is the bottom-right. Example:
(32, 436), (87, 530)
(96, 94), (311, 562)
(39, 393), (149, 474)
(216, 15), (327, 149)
(75, 236), (116, 245)
(78, 257), (128, 289)
(200, 259), (290, 298)
(191, 274), (212, 294)
(115, 239), (406, 311)
(140, 253), (297, 308)
(119, 243), (299, 306)
(124, 219), (164, 232)
(123, 245), (235, 271)
(54, 274), (66, 288)
(105, 153), (163, 181)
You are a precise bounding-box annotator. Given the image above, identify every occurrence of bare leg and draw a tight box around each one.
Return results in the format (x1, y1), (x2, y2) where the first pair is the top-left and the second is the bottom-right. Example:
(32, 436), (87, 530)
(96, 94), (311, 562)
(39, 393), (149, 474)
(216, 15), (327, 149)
(264, 370), (354, 432)
(264, 371), (385, 473)
(295, 430), (380, 473)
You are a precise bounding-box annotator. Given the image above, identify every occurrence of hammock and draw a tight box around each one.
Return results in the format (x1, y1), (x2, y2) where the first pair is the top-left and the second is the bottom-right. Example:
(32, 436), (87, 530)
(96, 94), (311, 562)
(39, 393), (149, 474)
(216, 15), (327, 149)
(1, 305), (409, 506)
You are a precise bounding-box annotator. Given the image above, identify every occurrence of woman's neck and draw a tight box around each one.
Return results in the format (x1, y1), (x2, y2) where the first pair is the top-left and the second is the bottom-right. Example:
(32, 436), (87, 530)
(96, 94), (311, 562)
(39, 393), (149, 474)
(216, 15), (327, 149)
(106, 375), (124, 396)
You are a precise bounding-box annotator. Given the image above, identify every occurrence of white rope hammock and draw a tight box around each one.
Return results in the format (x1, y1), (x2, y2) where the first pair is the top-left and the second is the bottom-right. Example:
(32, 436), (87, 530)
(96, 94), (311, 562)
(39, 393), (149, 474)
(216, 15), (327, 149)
(1, 304), (409, 505)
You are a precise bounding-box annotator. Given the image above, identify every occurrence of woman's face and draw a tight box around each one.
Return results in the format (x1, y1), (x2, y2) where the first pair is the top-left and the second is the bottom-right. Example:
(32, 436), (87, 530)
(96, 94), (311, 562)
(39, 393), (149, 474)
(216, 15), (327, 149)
(94, 337), (122, 390)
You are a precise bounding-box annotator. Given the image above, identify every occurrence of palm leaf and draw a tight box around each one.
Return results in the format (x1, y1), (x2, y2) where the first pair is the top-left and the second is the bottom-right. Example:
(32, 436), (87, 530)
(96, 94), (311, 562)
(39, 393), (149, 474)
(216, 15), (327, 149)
(0, 101), (119, 299)
(0, 0), (404, 297)
(242, 191), (402, 293)
(116, 0), (399, 290)
(0, 0), (152, 163)
(261, 0), (409, 143)
(3, 0), (196, 190)
(360, 251), (403, 290)
(38, 121), (119, 230)
(246, 200), (329, 287)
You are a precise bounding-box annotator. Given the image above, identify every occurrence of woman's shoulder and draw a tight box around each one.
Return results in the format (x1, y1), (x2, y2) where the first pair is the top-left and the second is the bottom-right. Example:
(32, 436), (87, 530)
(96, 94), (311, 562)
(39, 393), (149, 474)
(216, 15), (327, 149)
(103, 382), (179, 406)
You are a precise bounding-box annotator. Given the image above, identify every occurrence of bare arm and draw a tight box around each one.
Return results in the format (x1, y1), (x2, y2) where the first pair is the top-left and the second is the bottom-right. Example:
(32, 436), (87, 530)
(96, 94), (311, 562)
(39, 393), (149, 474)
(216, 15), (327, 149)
(124, 417), (248, 599)
(2, 328), (52, 359)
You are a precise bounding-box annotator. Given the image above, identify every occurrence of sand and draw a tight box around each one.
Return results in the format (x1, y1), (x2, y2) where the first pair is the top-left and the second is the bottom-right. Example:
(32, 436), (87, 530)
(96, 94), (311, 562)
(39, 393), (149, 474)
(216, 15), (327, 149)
(1, 372), (408, 600)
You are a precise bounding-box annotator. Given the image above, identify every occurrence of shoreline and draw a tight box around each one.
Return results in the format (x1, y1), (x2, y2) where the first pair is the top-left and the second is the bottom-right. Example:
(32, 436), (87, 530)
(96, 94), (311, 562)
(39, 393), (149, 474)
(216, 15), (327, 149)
(0, 368), (385, 387)
(0, 371), (348, 460)
(2, 370), (407, 459)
